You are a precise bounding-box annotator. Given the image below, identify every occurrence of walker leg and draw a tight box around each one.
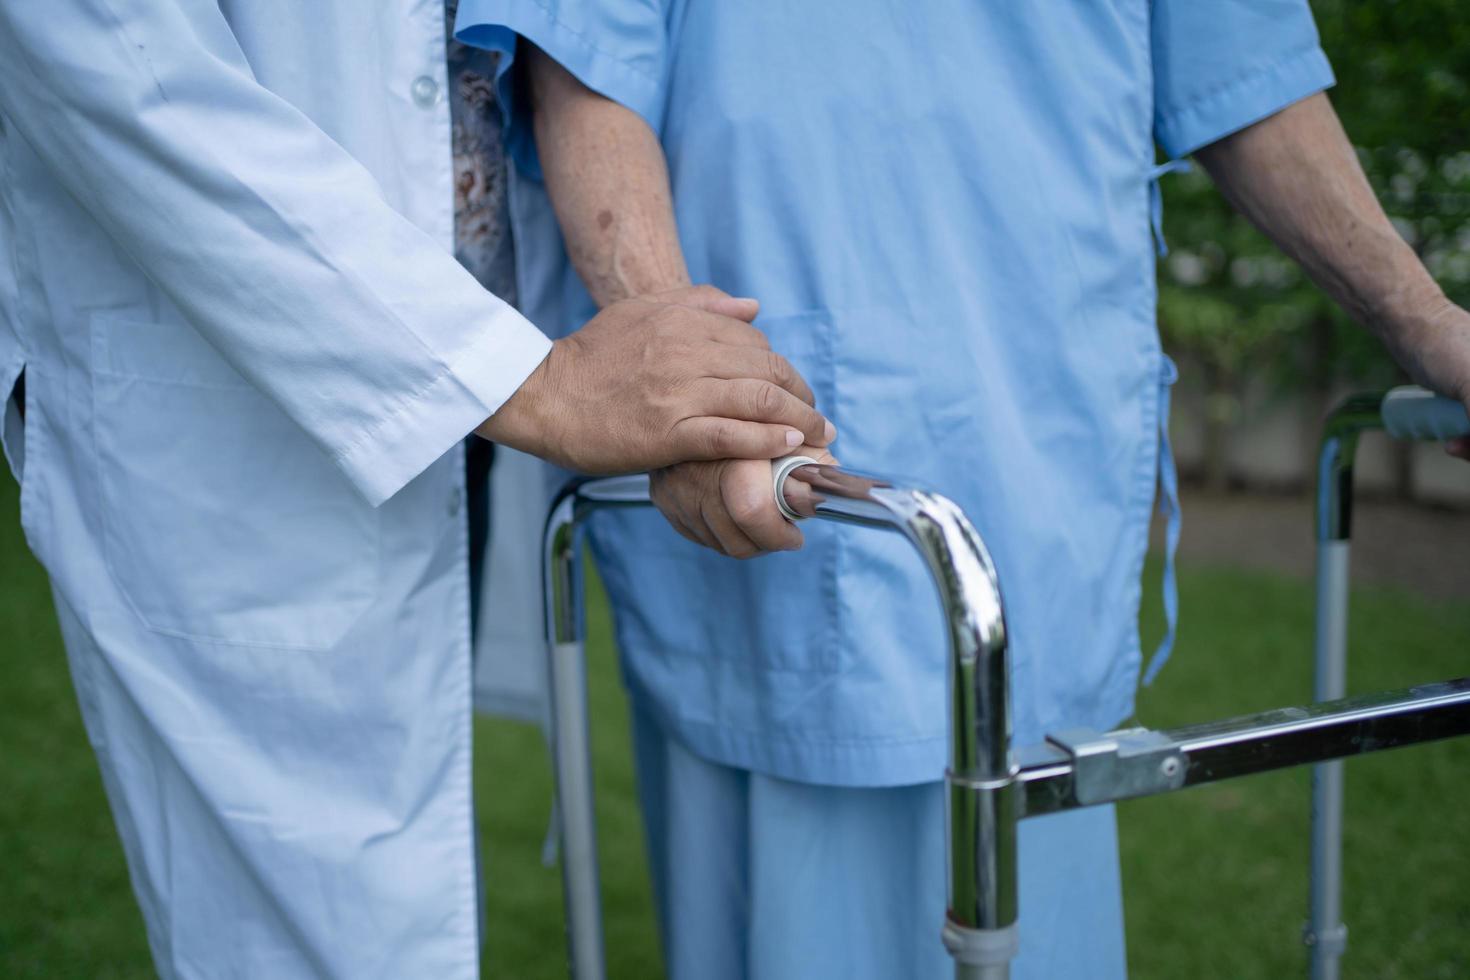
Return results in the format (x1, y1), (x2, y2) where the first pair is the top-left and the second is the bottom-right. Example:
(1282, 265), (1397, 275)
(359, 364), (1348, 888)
(956, 964), (1010, 980)
(1307, 539), (1350, 978)
(944, 918), (1017, 980)
(549, 636), (605, 980)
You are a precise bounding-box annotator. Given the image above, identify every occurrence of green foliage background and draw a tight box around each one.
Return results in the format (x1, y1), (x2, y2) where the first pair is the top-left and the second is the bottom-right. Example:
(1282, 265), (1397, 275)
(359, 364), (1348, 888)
(1159, 0), (1470, 397)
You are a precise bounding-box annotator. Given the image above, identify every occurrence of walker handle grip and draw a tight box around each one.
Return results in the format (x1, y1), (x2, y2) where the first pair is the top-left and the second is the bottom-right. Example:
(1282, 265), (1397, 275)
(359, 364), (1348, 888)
(771, 455), (821, 521)
(1381, 386), (1470, 442)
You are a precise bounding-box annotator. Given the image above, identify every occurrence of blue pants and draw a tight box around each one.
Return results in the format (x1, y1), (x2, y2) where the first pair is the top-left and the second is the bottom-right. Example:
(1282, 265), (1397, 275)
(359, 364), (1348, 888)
(631, 700), (1127, 979)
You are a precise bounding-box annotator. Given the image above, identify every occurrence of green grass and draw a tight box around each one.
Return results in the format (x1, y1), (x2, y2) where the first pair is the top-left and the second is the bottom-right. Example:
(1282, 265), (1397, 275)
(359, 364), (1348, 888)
(2, 468), (1466, 978)
(1125, 562), (1470, 979)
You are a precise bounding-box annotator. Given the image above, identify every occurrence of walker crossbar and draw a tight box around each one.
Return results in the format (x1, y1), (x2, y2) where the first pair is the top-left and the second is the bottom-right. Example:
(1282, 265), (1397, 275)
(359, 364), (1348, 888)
(1016, 678), (1470, 818)
(541, 386), (1469, 980)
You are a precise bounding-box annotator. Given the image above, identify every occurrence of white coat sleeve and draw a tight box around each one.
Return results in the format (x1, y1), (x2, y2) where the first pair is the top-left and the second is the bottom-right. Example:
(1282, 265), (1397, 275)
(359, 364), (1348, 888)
(0, 1), (553, 506)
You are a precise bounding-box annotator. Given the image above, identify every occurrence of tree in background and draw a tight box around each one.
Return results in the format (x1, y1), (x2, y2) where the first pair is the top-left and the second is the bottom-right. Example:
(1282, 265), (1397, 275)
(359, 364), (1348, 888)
(1160, 0), (1470, 491)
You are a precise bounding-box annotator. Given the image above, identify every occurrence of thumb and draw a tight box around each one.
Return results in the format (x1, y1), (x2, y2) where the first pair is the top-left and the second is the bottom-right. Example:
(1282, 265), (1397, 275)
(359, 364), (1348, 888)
(655, 284), (760, 322)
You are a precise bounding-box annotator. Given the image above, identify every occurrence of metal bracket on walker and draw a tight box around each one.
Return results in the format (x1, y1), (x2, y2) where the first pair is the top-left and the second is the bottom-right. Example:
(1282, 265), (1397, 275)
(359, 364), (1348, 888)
(1301, 922), (1349, 957)
(942, 921), (1020, 970)
(1043, 727), (1186, 805)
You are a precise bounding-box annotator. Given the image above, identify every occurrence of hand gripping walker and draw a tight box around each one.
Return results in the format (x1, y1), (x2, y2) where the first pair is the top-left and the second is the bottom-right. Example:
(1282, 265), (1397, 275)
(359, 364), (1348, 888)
(541, 386), (1470, 980)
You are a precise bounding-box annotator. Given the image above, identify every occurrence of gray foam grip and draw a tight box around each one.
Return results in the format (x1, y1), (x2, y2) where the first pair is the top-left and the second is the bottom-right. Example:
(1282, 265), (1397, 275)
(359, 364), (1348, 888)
(1381, 386), (1470, 442)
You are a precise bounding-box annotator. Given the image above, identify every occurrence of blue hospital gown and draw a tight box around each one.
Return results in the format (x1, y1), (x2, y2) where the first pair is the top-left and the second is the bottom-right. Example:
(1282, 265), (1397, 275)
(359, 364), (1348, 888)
(459, 1), (1334, 975)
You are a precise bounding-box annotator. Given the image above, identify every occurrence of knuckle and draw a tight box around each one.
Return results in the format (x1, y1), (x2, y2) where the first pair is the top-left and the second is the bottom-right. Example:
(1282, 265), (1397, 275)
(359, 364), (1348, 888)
(753, 382), (785, 418)
(766, 351), (795, 386)
(706, 421), (736, 458)
(728, 493), (764, 527)
(718, 530), (757, 559)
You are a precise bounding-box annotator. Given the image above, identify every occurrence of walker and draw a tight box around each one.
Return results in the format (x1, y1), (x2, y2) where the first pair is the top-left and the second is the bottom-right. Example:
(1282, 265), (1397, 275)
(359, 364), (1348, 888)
(540, 386), (1470, 979)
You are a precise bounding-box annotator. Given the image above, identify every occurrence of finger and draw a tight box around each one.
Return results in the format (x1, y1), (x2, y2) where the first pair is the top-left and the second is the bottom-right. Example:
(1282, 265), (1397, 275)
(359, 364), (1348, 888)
(702, 348), (818, 409)
(651, 472), (722, 551)
(699, 493), (765, 559)
(722, 468), (802, 553)
(669, 417), (813, 462)
(668, 512), (717, 551)
(693, 376), (831, 445)
(654, 285), (760, 323)
(778, 445), (837, 519)
(699, 296), (759, 323)
(656, 302), (771, 349)
(1445, 436), (1470, 461)
(781, 476), (821, 519)
(683, 314), (773, 352)
(800, 445), (840, 466)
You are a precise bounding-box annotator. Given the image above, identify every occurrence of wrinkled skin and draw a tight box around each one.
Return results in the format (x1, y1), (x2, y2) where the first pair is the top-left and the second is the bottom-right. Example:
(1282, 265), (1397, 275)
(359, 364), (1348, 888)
(651, 445), (840, 558)
(479, 285), (834, 472)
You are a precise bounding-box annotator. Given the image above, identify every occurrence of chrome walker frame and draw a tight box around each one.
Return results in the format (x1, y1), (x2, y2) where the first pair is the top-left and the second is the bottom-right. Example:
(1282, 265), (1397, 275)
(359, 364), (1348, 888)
(541, 387), (1470, 980)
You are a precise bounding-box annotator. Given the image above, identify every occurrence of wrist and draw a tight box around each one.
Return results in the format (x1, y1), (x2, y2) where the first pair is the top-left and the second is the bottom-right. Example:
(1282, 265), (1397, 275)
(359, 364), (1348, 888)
(476, 340), (566, 456)
(593, 267), (691, 309)
(1418, 303), (1470, 400)
(620, 268), (691, 304)
(1378, 293), (1470, 404)
(1363, 244), (1446, 338)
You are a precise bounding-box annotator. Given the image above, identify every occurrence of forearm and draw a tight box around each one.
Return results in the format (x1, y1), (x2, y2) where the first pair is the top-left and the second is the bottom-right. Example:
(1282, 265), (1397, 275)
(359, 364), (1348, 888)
(1194, 93), (1458, 373)
(523, 44), (688, 308)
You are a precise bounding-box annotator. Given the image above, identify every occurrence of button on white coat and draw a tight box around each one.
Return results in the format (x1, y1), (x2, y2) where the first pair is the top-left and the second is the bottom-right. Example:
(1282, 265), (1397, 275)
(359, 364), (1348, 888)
(411, 75), (438, 108)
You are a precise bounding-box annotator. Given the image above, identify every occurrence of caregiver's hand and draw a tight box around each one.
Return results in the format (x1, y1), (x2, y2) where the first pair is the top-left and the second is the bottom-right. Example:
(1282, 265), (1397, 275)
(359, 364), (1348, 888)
(651, 446), (839, 558)
(478, 286), (834, 473)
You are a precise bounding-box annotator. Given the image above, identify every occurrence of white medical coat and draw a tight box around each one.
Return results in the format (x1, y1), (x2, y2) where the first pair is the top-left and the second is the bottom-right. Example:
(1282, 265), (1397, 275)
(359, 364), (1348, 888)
(0, 2), (553, 976)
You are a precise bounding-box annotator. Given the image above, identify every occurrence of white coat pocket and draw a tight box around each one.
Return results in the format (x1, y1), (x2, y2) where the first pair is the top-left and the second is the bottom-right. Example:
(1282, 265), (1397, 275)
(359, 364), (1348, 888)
(90, 314), (380, 650)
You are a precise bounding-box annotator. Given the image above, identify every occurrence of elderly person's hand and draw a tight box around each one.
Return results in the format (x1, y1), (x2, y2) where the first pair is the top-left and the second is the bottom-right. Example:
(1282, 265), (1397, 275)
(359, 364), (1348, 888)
(651, 445), (838, 558)
(1387, 301), (1470, 460)
(1194, 93), (1470, 460)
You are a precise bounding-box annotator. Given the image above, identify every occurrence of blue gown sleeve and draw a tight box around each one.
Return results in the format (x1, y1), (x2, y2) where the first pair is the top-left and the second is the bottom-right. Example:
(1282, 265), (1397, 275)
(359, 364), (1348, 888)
(455, 0), (669, 179)
(1152, 0), (1336, 158)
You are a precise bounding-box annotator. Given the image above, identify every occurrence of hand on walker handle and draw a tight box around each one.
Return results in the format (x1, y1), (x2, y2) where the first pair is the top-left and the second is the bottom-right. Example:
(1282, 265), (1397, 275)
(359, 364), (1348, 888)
(1381, 386), (1470, 444)
(1380, 300), (1470, 460)
(772, 455), (822, 521)
(650, 445), (838, 558)
(769, 454), (886, 521)
(477, 285), (835, 473)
